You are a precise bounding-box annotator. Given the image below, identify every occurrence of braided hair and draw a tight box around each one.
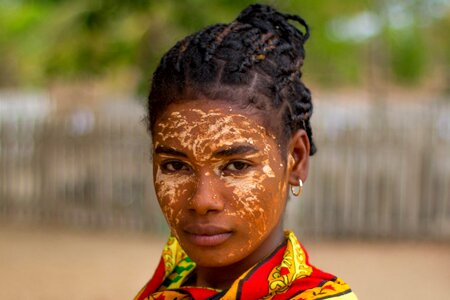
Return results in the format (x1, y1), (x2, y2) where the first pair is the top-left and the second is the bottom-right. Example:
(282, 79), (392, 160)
(147, 4), (316, 156)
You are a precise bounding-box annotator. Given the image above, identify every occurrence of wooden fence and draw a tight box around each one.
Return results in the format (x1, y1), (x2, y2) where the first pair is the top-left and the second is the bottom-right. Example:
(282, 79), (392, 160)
(1, 100), (449, 239)
(287, 101), (450, 239)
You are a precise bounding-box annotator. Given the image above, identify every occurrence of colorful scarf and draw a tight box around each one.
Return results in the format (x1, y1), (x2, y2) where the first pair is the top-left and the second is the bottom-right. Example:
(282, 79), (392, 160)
(135, 231), (357, 300)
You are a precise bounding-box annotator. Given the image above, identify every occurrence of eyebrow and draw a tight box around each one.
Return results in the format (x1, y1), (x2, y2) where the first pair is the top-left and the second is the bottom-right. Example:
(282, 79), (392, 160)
(213, 144), (259, 157)
(154, 146), (188, 158)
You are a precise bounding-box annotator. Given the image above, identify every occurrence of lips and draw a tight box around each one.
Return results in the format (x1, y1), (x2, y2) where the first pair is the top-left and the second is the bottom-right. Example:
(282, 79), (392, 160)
(183, 224), (233, 247)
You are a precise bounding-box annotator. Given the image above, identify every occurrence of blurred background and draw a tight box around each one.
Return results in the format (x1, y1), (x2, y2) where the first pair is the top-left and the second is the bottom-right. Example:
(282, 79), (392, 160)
(0, 0), (449, 299)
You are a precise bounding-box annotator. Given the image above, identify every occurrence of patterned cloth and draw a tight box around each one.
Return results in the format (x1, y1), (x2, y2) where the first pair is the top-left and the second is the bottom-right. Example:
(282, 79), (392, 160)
(135, 231), (357, 300)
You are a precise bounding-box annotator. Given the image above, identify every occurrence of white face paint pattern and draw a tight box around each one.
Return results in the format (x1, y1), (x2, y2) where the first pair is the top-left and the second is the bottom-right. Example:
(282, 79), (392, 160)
(152, 102), (290, 267)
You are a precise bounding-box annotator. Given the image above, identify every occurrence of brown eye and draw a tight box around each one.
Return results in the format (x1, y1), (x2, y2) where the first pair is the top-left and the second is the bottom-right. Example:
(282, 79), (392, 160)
(223, 161), (251, 173)
(161, 161), (190, 172)
(228, 161), (247, 170)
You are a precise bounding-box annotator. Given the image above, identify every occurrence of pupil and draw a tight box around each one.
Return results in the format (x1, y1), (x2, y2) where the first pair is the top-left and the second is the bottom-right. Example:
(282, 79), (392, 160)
(172, 162), (184, 170)
(234, 162), (245, 170)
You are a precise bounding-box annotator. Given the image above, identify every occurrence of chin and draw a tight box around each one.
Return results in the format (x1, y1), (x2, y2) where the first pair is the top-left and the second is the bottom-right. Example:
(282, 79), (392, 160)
(192, 254), (239, 268)
(183, 244), (244, 268)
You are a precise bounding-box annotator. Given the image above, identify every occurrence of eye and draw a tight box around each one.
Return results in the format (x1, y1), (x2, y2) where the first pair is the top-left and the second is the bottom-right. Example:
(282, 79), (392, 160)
(222, 160), (252, 174)
(161, 160), (191, 173)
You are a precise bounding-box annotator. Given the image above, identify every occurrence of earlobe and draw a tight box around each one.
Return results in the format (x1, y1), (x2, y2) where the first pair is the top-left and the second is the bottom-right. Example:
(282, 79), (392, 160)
(288, 130), (310, 186)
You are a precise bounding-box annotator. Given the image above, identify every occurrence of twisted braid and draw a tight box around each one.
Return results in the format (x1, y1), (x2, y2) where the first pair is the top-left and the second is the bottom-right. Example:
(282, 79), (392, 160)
(148, 3), (316, 155)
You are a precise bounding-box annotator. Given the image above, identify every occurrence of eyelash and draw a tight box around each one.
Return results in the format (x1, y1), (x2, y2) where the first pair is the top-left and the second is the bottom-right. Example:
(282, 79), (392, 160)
(160, 160), (253, 175)
(221, 160), (252, 175)
(161, 160), (191, 173)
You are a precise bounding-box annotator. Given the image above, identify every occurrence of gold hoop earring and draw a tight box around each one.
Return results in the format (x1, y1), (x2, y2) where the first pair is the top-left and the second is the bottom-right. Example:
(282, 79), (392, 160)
(290, 179), (303, 197)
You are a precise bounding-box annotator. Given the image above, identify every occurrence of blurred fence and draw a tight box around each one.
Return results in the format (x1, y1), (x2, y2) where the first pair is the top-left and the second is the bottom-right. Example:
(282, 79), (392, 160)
(1, 97), (449, 239)
(291, 101), (450, 239)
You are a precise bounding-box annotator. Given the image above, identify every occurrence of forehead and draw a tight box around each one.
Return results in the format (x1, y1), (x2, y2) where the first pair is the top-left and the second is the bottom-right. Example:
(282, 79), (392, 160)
(153, 100), (278, 152)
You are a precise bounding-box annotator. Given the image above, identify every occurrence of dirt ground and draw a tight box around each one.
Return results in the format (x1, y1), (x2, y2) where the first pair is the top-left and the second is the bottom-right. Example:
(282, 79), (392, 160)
(1, 224), (449, 300)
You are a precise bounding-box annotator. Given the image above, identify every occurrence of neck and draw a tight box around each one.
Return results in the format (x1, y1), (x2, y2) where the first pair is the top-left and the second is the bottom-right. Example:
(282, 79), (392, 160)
(193, 224), (285, 290)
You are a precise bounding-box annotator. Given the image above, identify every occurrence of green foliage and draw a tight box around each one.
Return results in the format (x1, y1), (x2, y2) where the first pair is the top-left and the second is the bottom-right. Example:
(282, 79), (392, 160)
(0, 0), (449, 92)
(389, 28), (427, 84)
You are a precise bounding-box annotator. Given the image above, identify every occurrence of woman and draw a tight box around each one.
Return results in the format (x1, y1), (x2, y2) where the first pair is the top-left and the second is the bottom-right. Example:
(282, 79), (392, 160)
(135, 4), (357, 300)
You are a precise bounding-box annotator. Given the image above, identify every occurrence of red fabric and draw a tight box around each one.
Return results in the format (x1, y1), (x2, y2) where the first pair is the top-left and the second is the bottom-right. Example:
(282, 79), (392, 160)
(135, 233), (353, 300)
(179, 287), (217, 299)
(271, 268), (337, 300)
(237, 244), (286, 299)
(280, 267), (290, 276)
(136, 245), (337, 300)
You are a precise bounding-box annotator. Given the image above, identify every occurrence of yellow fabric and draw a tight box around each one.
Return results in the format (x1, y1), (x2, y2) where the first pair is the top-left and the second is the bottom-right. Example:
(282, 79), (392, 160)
(290, 277), (356, 299)
(264, 231), (313, 296)
(136, 231), (358, 299)
(161, 236), (196, 290)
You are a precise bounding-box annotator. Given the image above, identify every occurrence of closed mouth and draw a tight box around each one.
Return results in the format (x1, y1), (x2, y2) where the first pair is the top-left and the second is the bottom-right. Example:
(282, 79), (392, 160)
(183, 224), (233, 247)
(184, 223), (232, 235)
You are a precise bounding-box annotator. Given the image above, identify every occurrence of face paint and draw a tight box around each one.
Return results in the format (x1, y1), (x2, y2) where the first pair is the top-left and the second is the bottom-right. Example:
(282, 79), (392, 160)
(152, 100), (290, 267)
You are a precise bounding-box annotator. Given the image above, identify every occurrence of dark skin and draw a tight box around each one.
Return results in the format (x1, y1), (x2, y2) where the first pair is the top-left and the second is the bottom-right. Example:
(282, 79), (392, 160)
(152, 100), (310, 290)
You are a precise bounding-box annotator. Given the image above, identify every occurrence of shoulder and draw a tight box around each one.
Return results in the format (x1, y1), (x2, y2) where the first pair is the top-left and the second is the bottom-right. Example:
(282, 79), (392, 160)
(282, 231), (358, 299)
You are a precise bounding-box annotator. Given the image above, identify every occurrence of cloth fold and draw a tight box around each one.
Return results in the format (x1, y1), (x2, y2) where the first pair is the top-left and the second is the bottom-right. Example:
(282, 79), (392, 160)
(135, 231), (357, 300)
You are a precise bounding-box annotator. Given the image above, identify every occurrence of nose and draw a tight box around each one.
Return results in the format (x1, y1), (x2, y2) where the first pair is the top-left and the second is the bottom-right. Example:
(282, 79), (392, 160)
(189, 173), (224, 215)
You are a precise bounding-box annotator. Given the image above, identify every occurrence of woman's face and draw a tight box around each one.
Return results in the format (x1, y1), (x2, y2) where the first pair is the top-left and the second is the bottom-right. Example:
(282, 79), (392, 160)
(152, 100), (291, 267)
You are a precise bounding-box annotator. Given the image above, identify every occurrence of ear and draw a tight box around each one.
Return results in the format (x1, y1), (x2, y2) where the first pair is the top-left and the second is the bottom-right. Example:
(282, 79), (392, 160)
(288, 130), (310, 185)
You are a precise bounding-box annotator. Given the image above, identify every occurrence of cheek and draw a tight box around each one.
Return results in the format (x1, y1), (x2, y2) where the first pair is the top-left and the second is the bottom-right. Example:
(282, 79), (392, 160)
(224, 164), (286, 243)
(223, 171), (272, 239)
(154, 168), (194, 226)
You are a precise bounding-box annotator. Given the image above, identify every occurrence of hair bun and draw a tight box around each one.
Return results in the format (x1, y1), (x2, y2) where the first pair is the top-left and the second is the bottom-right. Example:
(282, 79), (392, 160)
(236, 4), (309, 43)
(236, 4), (278, 22)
